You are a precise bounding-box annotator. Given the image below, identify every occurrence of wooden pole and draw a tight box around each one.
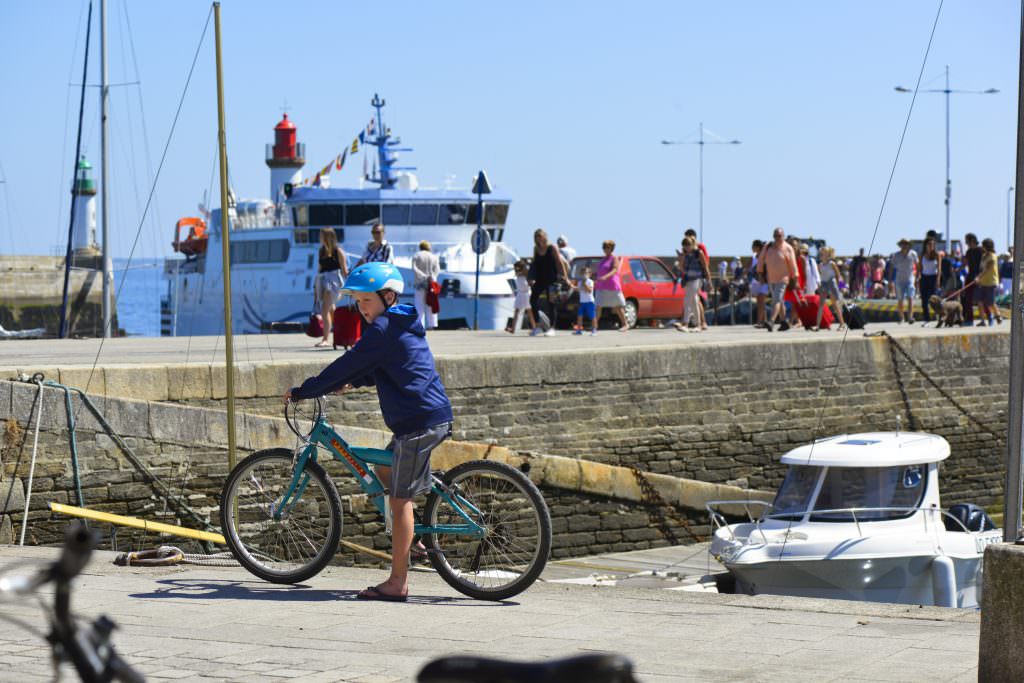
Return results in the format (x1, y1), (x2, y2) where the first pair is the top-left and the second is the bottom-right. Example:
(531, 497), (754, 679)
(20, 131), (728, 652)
(213, 2), (237, 472)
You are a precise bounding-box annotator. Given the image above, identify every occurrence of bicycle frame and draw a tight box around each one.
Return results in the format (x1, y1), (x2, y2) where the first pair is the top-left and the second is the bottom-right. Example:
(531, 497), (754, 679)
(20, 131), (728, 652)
(276, 417), (486, 540)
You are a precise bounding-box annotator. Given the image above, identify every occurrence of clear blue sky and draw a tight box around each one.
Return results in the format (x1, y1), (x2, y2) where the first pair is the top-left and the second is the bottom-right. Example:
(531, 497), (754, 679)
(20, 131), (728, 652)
(0, 1), (1018, 262)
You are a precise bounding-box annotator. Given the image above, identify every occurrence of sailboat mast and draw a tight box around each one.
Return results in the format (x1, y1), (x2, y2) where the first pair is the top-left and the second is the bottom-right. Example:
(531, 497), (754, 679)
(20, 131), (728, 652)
(213, 1), (237, 471)
(58, 2), (93, 339)
(1003, 0), (1024, 543)
(100, 0), (112, 337)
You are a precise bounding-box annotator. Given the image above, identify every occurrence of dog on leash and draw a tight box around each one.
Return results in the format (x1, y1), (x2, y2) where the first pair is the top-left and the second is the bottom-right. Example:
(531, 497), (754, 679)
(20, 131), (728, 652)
(929, 295), (963, 328)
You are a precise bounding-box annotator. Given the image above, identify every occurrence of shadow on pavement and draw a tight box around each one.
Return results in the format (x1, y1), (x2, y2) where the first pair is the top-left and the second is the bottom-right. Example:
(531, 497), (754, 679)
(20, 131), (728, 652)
(129, 579), (518, 606)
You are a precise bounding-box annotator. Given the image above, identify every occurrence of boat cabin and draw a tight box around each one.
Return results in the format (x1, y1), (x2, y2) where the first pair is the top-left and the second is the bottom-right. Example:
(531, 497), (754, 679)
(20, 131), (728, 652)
(768, 432), (948, 523)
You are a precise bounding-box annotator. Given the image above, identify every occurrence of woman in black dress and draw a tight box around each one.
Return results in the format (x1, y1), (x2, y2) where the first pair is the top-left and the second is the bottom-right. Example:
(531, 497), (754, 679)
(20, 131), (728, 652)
(315, 227), (349, 347)
(528, 228), (569, 336)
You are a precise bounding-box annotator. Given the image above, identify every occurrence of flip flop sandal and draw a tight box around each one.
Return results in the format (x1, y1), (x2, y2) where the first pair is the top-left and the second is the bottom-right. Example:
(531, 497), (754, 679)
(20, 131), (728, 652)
(357, 585), (408, 602)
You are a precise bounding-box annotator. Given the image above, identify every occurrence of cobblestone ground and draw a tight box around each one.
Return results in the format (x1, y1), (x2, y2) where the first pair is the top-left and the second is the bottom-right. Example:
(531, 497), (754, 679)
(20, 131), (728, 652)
(0, 546), (980, 683)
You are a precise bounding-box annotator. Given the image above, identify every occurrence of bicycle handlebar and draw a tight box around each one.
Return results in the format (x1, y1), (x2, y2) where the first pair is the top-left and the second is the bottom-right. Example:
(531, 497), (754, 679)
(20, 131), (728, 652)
(0, 523), (145, 683)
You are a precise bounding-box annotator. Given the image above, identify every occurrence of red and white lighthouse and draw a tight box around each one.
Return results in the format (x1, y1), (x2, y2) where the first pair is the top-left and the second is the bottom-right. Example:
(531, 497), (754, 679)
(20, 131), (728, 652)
(265, 113), (305, 201)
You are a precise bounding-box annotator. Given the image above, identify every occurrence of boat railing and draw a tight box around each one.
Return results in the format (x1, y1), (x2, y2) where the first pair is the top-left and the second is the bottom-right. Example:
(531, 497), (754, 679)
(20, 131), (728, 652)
(706, 501), (982, 543)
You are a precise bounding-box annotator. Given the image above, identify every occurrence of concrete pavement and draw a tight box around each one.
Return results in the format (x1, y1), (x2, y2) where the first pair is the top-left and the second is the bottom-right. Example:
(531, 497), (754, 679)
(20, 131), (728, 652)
(0, 322), (1004, 374)
(0, 545), (980, 682)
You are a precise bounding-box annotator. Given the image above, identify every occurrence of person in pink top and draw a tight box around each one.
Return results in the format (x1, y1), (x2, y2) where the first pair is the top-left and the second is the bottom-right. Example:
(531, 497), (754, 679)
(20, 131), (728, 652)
(594, 240), (629, 331)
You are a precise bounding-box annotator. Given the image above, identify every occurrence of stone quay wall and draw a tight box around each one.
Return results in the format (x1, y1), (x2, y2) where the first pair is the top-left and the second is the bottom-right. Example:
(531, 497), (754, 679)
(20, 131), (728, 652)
(1, 330), (1009, 562)
(0, 380), (740, 560)
(180, 332), (1011, 511)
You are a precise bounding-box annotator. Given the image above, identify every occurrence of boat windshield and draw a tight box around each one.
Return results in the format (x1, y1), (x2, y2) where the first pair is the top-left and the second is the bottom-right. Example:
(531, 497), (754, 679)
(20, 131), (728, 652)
(810, 466), (926, 522)
(770, 465), (820, 520)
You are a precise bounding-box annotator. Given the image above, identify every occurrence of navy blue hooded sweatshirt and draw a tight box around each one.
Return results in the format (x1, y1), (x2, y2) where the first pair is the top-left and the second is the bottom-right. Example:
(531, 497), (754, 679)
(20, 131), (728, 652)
(291, 304), (452, 436)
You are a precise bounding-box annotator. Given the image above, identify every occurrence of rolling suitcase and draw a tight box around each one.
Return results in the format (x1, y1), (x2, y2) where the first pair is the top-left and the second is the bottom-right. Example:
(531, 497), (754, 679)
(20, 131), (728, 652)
(333, 306), (362, 350)
(795, 294), (833, 330)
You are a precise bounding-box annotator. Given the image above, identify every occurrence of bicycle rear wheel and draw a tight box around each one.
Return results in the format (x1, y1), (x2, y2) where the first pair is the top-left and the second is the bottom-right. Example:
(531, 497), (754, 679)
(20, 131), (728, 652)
(220, 448), (342, 584)
(422, 460), (551, 601)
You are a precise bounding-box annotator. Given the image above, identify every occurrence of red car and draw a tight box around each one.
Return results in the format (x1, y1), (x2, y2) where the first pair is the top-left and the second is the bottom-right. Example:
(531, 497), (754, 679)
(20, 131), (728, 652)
(558, 255), (684, 328)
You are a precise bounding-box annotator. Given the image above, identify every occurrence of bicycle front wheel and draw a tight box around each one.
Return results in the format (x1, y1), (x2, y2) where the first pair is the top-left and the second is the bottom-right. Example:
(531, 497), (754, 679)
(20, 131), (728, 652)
(422, 460), (552, 601)
(220, 448), (342, 584)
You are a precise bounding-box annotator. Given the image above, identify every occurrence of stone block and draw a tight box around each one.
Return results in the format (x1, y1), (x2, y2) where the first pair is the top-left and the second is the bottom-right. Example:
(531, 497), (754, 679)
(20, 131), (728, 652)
(9, 380), (43, 426)
(102, 397), (150, 439)
(108, 482), (153, 501)
(57, 368), (105, 396)
(0, 514), (11, 543)
(980, 542), (1024, 682)
(167, 365), (212, 401)
(149, 401), (208, 446)
(210, 363), (257, 400)
(105, 365), (169, 402)
(0, 380), (12, 419)
(0, 477), (25, 512)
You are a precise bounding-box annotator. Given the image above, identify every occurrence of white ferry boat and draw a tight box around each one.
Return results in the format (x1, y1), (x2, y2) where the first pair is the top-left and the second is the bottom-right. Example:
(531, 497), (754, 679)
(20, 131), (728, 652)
(161, 95), (517, 335)
(706, 432), (1002, 608)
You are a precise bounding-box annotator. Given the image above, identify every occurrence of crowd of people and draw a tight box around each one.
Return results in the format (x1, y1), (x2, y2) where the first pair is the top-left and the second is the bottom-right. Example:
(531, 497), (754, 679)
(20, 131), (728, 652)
(309, 219), (1014, 341)
(737, 228), (1014, 331)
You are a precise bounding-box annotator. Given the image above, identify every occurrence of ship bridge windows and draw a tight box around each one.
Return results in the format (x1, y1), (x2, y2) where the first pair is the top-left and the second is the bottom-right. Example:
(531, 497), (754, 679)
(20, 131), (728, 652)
(440, 204), (469, 225)
(382, 204), (410, 226)
(230, 238), (290, 264)
(466, 203), (509, 226)
(345, 204), (381, 225)
(411, 204), (439, 225)
(308, 204), (343, 226)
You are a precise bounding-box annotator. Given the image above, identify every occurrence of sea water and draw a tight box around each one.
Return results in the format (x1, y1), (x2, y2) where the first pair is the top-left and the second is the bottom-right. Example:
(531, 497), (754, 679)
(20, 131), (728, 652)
(112, 258), (162, 337)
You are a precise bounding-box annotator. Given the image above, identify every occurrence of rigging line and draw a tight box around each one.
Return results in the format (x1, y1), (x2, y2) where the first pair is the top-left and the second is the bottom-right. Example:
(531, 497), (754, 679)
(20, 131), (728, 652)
(122, 0), (165, 257)
(112, 2), (150, 260)
(0, 160), (18, 257)
(54, 0), (89, 254)
(72, 4), (214, 426)
(176, 143), (220, 364)
(777, 0), (946, 561)
(58, 0), (94, 339)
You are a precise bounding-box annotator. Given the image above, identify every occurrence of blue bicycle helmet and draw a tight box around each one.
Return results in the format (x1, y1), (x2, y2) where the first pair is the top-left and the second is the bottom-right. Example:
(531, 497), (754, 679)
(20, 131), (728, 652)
(342, 262), (405, 296)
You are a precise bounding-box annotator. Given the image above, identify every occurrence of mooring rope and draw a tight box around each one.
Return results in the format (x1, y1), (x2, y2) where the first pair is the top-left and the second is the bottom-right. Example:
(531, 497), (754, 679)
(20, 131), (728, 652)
(18, 377), (44, 546)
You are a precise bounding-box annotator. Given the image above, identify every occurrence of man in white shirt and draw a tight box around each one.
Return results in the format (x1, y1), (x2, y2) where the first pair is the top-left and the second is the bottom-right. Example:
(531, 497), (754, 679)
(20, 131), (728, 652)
(557, 235), (576, 265)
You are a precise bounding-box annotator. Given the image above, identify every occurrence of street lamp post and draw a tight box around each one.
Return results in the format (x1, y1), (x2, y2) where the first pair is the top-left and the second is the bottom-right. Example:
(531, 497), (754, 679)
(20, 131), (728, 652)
(1008, 186), (1015, 252)
(662, 123), (741, 245)
(895, 65), (999, 255)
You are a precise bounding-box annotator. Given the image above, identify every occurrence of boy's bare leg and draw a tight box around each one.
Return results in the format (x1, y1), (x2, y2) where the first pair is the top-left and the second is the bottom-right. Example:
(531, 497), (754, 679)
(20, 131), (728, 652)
(380, 497), (414, 595)
(362, 466), (416, 597)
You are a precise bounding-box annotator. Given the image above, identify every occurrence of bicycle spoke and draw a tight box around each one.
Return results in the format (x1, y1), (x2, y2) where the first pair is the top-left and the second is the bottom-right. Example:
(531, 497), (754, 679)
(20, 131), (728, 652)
(222, 451), (340, 582)
(426, 462), (550, 598)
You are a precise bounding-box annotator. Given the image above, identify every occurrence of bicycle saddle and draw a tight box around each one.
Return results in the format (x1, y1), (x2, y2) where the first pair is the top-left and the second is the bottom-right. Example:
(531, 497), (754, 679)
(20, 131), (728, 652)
(417, 653), (638, 683)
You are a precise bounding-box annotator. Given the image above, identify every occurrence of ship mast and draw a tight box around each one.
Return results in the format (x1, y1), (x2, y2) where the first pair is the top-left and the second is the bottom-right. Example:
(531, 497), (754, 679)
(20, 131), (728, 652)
(100, 0), (112, 337)
(365, 94), (415, 188)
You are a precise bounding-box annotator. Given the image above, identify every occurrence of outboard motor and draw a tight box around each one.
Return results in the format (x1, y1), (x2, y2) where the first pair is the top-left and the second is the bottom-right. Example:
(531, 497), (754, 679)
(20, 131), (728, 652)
(944, 503), (997, 532)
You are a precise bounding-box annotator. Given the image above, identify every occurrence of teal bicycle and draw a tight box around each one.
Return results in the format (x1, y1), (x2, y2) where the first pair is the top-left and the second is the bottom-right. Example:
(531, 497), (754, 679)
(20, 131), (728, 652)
(219, 397), (552, 601)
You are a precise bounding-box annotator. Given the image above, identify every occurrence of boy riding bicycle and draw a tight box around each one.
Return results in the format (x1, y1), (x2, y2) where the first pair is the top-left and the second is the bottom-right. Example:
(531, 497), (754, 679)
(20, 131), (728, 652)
(285, 262), (453, 602)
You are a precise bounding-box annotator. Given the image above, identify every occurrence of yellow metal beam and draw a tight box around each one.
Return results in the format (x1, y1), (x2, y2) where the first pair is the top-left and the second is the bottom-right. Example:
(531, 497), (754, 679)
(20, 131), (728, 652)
(50, 502), (226, 545)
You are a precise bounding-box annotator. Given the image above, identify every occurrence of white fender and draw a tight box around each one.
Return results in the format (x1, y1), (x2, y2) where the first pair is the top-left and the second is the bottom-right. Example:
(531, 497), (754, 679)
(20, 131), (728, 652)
(931, 555), (957, 607)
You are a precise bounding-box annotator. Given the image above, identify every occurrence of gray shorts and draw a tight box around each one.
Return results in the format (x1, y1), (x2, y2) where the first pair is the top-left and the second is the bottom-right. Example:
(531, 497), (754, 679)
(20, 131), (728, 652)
(596, 288), (626, 309)
(769, 282), (787, 303)
(386, 422), (452, 499)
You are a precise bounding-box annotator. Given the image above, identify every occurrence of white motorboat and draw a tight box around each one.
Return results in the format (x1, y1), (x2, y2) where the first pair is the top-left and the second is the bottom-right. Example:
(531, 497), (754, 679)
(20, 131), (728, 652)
(707, 431), (1002, 608)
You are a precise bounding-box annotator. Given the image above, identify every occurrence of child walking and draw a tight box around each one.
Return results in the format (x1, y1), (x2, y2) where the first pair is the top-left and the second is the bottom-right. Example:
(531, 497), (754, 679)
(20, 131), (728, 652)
(506, 259), (537, 334)
(285, 262), (453, 601)
(573, 266), (598, 335)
